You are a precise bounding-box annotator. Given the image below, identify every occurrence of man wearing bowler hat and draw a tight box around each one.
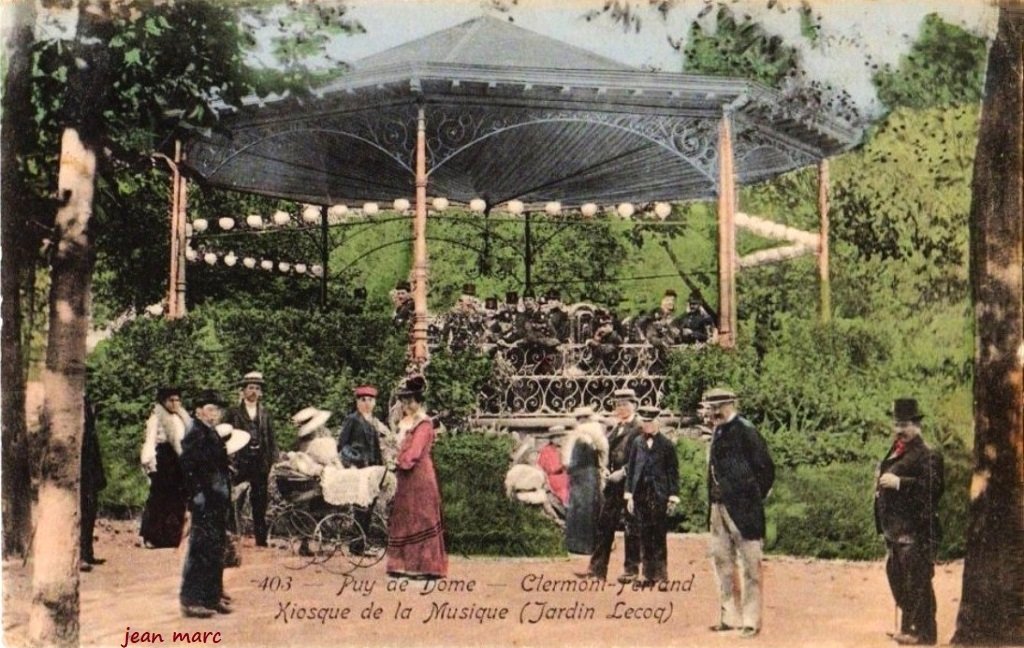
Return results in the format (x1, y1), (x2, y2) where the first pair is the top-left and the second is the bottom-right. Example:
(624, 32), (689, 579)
(578, 388), (643, 582)
(224, 371), (277, 547)
(624, 405), (679, 583)
(875, 398), (944, 646)
(180, 390), (236, 618)
(704, 387), (775, 638)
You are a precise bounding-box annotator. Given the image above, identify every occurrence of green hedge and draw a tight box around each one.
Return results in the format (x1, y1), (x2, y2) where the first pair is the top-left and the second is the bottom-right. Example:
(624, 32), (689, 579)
(433, 432), (565, 556)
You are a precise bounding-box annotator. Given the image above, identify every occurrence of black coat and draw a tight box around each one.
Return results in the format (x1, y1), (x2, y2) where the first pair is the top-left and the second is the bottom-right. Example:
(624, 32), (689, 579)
(874, 435), (944, 543)
(225, 402), (277, 476)
(625, 433), (679, 502)
(179, 419), (231, 513)
(338, 412), (383, 468)
(707, 415), (775, 540)
(607, 417), (642, 473)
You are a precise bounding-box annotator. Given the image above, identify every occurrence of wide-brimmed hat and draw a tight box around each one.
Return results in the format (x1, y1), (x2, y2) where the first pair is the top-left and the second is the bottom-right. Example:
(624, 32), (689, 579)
(611, 388), (638, 403)
(701, 387), (737, 406)
(572, 406), (596, 419)
(687, 292), (703, 305)
(291, 406), (319, 425)
(298, 409), (332, 438)
(215, 423), (251, 455)
(395, 280), (411, 292)
(536, 424), (567, 439)
(889, 398), (925, 422)
(192, 389), (226, 410)
(395, 375), (426, 400)
(637, 405), (662, 421)
(237, 371), (265, 387)
(354, 385), (378, 398)
(505, 291), (519, 304)
(155, 386), (182, 403)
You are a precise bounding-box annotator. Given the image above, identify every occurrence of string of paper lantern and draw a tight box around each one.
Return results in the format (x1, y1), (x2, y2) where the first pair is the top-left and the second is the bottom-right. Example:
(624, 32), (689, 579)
(427, 197), (675, 221)
(184, 245), (323, 278)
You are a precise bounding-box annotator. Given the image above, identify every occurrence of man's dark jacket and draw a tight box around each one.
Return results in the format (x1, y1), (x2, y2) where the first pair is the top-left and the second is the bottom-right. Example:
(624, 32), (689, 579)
(608, 416), (642, 475)
(874, 435), (944, 542)
(338, 412), (383, 468)
(707, 415), (775, 540)
(625, 433), (680, 503)
(179, 419), (231, 510)
(225, 403), (277, 476)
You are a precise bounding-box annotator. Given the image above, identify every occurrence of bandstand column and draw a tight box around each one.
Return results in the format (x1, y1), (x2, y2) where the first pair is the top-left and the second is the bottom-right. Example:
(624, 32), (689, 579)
(167, 140), (188, 320)
(818, 158), (831, 323)
(717, 112), (737, 348)
(412, 105), (429, 363)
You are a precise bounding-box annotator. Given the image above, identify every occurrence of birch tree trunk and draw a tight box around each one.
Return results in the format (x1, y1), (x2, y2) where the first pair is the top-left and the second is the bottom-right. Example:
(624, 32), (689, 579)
(951, 3), (1024, 644)
(27, 129), (97, 646)
(1, 0), (37, 559)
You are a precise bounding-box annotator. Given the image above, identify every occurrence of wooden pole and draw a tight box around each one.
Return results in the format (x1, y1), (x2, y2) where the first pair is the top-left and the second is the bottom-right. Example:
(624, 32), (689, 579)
(320, 205), (328, 311)
(412, 105), (429, 363)
(175, 150), (187, 318)
(717, 113), (737, 348)
(818, 158), (831, 323)
(167, 141), (180, 319)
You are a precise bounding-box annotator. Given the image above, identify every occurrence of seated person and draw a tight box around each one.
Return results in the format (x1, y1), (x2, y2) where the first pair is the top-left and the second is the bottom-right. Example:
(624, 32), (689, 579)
(675, 292), (716, 344)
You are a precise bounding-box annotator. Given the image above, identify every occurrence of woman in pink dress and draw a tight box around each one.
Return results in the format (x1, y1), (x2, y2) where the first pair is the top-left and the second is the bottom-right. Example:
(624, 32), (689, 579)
(386, 376), (448, 579)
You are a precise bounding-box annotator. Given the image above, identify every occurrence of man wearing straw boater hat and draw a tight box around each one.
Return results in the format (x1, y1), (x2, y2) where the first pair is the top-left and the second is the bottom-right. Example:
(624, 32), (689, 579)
(179, 390), (249, 618)
(578, 388), (643, 582)
(224, 371), (277, 547)
(875, 398), (944, 646)
(703, 387), (775, 639)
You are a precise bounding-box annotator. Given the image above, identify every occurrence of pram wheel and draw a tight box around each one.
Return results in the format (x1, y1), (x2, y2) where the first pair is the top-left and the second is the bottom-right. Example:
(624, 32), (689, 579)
(266, 508), (318, 570)
(313, 512), (365, 575)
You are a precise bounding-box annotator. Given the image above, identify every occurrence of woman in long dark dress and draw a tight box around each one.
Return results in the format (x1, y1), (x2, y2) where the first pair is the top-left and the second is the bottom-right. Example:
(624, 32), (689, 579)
(562, 408), (608, 554)
(140, 386), (191, 548)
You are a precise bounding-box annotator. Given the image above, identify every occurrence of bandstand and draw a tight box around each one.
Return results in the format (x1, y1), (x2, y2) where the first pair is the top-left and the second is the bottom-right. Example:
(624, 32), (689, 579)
(177, 16), (861, 427)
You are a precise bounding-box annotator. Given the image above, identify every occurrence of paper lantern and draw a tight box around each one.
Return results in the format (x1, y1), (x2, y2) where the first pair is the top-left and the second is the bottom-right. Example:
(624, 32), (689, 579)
(242, 257), (256, 269)
(303, 205), (322, 224)
(185, 248), (198, 261)
(393, 198), (411, 212)
(272, 210), (291, 226)
(224, 252), (237, 267)
(580, 203), (598, 218)
(506, 200), (524, 215)
(278, 262), (291, 273)
(617, 203), (635, 219)
(469, 198), (487, 213)
(363, 202), (379, 216)
(654, 202), (672, 219)
(545, 202), (562, 216)
(431, 197), (450, 211)
(311, 264), (324, 277)
(203, 252), (217, 265)
(246, 214), (263, 229)
(218, 217), (235, 230)
(327, 204), (348, 220)
(260, 260), (273, 271)
(192, 218), (208, 232)
(294, 263), (307, 274)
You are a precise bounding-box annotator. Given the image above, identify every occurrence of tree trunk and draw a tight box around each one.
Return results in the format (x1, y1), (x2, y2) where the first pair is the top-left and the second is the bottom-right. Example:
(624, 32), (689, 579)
(952, 3), (1024, 645)
(1, 0), (37, 559)
(28, 127), (97, 648)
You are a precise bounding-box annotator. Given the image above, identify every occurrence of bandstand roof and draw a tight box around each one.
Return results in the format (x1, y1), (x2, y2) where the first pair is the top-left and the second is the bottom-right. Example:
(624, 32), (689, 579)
(183, 16), (861, 207)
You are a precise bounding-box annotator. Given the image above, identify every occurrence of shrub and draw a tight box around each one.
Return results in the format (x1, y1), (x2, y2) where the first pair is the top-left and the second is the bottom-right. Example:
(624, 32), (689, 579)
(424, 349), (493, 428)
(673, 437), (709, 534)
(433, 431), (564, 556)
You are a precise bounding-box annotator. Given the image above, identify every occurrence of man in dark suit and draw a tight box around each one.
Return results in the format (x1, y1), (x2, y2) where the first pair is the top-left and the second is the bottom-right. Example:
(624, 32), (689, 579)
(578, 388), (642, 582)
(704, 387), (775, 638)
(624, 405), (679, 583)
(875, 398), (944, 646)
(179, 390), (232, 618)
(224, 371), (277, 547)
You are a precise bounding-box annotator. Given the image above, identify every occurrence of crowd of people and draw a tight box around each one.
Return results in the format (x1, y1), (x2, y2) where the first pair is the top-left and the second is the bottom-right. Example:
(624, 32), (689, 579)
(390, 282), (718, 359)
(85, 361), (943, 645)
(503, 389), (944, 645)
(130, 371), (448, 619)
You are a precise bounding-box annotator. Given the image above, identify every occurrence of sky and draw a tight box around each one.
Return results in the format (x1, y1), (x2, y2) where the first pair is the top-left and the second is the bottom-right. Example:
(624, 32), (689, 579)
(246, 0), (998, 118)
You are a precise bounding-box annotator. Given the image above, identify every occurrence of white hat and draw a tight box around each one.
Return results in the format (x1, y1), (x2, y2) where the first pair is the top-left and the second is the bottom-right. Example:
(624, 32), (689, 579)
(215, 424), (252, 456)
(572, 406), (596, 419)
(298, 409), (332, 438)
(291, 406), (320, 425)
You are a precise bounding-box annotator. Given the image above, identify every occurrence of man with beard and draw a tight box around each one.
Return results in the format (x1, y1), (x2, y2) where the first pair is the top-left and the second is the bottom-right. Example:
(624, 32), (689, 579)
(224, 371), (277, 547)
(874, 398), (944, 646)
(577, 389), (642, 582)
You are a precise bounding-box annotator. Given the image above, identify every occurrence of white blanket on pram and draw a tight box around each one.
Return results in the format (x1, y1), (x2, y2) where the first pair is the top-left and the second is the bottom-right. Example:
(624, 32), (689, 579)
(320, 464), (387, 507)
